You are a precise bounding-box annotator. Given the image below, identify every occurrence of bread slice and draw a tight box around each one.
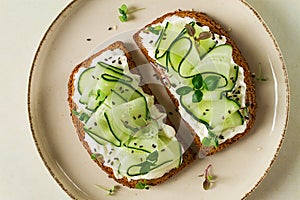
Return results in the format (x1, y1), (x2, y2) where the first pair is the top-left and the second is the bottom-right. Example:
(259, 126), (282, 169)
(133, 10), (256, 156)
(68, 41), (197, 188)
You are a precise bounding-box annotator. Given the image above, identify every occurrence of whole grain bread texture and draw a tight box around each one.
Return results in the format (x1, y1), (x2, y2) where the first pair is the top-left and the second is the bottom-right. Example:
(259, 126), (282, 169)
(68, 41), (197, 188)
(133, 10), (256, 156)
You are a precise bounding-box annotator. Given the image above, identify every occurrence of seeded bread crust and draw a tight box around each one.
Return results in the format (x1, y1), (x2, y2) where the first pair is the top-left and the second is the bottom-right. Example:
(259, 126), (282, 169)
(68, 41), (197, 188)
(133, 10), (257, 156)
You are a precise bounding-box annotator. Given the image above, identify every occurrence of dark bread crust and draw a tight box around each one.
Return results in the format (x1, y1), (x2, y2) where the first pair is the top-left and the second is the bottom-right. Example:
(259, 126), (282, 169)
(133, 10), (256, 155)
(68, 41), (196, 188)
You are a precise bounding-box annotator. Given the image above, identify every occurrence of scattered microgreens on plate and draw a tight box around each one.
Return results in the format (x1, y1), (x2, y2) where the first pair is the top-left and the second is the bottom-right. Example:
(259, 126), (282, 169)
(95, 184), (120, 196)
(198, 164), (216, 190)
(255, 63), (268, 81)
(118, 4), (145, 22)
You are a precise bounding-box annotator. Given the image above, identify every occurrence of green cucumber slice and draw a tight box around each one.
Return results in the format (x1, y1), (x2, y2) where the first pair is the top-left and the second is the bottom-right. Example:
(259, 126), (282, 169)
(79, 66), (106, 104)
(78, 67), (95, 95)
(97, 61), (124, 72)
(123, 122), (159, 153)
(84, 106), (121, 147)
(190, 45), (233, 78)
(105, 97), (149, 142)
(126, 138), (182, 176)
(109, 81), (144, 102)
(180, 93), (240, 129)
(168, 36), (194, 73)
(77, 61), (133, 108)
(155, 22), (183, 59)
(211, 110), (244, 133)
(103, 91), (127, 108)
(154, 21), (217, 75)
(193, 23), (217, 58)
(85, 89), (106, 111)
(97, 62), (132, 83)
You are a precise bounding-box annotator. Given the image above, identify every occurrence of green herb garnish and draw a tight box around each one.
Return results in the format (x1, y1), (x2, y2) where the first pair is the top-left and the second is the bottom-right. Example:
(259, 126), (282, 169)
(135, 180), (150, 190)
(192, 74), (203, 89)
(204, 75), (220, 91)
(185, 24), (196, 37)
(95, 184), (120, 195)
(72, 110), (90, 123)
(118, 4), (145, 22)
(185, 23), (212, 56)
(255, 63), (268, 81)
(198, 164), (216, 190)
(72, 109), (80, 116)
(202, 131), (219, 148)
(79, 112), (90, 123)
(91, 153), (104, 162)
(192, 90), (203, 103)
(148, 26), (162, 35)
(191, 74), (204, 103)
(185, 24), (212, 41)
(176, 86), (193, 95)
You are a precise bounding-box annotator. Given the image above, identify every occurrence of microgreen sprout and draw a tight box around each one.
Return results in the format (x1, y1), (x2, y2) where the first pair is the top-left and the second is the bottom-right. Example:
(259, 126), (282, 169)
(135, 180), (150, 190)
(202, 131), (219, 148)
(198, 164), (216, 190)
(91, 153), (104, 162)
(185, 24), (212, 56)
(255, 63), (268, 81)
(118, 4), (145, 22)
(95, 184), (120, 195)
(143, 25), (162, 35)
(72, 110), (90, 123)
(72, 109), (80, 115)
(185, 24), (212, 41)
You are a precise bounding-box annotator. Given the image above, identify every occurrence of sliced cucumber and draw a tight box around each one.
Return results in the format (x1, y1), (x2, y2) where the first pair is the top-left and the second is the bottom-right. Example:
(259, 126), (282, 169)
(84, 107), (121, 147)
(211, 110), (244, 133)
(126, 138), (181, 176)
(77, 61), (134, 109)
(199, 63), (239, 101)
(180, 93), (240, 129)
(124, 122), (159, 153)
(109, 81), (144, 102)
(103, 91), (127, 108)
(97, 61), (124, 72)
(190, 45), (232, 77)
(97, 62), (132, 83)
(168, 36), (195, 75)
(78, 65), (106, 104)
(78, 67), (95, 95)
(105, 97), (149, 142)
(155, 22), (183, 60)
(193, 23), (217, 58)
(198, 38), (217, 59)
(154, 21), (217, 75)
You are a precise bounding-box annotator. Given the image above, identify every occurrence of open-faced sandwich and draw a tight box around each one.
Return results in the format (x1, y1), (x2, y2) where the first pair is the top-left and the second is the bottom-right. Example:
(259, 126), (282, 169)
(68, 41), (197, 188)
(133, 10), (256, 155)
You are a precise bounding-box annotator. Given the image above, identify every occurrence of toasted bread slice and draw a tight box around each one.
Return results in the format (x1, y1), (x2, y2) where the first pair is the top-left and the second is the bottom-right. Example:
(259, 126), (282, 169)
(68, 41), (197, 188)
(133, 10), (256, 156)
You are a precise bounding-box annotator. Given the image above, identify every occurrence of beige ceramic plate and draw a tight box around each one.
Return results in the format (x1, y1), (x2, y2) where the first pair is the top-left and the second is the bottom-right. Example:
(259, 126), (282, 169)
(28, 0), (289, 199)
